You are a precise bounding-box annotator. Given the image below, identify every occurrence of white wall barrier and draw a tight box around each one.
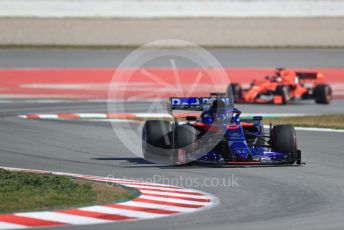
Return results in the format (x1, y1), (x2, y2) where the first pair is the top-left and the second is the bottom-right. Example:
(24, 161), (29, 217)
(0, 0), (343, 18)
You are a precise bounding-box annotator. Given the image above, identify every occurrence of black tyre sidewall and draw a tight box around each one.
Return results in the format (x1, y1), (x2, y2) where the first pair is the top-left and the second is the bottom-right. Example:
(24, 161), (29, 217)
(314, 84), (332, 104)
(275, 85), (290, 104)
(227, 83), (242, 100)
(271, 125), (297, 160)
(175, 125), (197, 153)
(142, 120), (173, 160)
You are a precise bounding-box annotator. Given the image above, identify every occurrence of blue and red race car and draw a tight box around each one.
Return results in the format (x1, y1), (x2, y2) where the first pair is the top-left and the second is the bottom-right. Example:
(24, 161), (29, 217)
(142, 93), (302, 166)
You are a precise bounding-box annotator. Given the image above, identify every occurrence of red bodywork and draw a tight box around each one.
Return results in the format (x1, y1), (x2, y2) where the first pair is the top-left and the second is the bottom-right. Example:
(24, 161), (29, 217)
(235, 69), (327, 104)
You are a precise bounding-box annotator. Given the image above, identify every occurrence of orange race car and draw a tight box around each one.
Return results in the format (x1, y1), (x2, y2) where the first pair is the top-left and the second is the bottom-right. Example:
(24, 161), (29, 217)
(227, 68), (332, 105)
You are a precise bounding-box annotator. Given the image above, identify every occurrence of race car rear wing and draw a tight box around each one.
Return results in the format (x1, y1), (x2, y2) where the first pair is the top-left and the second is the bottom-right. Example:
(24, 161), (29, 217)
(170, 97), (206, 111)
(295, 72), (322, 80)
(169, 95), (234, 111)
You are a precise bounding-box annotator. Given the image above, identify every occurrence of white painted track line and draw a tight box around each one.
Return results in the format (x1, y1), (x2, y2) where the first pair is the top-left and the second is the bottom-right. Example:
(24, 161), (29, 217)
(119, 201), (199, 213)
(138, 195), (209, 206)
(0, 222), (28, 230)
(16, 212), (110, 225)
(80, 206), (166, 219)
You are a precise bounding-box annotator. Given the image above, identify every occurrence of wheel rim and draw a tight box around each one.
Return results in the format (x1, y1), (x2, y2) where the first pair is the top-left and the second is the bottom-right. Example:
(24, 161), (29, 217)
(142, 127), (147, 154)
(284, 87), (290, 101)
(326, 86), (332, 102)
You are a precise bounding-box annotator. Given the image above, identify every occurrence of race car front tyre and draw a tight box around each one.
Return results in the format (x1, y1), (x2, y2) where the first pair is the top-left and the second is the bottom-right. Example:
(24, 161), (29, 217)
(227, 83), (242, 101)
(296, 149), (302, 165)
(142, 120), (173, 161)
(271, 125), (297, 163)
(275, 85), (290, 105)
(175, 125), (197, 154)
(314, 84), (332, 104)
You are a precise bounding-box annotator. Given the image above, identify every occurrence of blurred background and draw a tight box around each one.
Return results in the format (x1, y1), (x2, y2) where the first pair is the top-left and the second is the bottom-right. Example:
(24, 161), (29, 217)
(0, 0), (344, 47)
(0, 0), (344, 100)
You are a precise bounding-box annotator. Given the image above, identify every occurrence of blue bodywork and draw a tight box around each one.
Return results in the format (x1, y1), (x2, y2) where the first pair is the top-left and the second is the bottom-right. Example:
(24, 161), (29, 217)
(170, 95), (296, 165)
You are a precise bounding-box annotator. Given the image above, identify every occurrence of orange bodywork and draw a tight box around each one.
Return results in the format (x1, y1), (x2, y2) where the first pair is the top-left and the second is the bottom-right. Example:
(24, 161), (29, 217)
(239, 69), (325, 104)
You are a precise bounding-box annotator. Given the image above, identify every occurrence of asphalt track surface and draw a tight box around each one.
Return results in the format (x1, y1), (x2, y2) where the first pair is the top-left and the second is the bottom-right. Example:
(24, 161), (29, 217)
(1, 48), (344, 230)
(1, 48), (344, 68)
(1, 101), (344, 230)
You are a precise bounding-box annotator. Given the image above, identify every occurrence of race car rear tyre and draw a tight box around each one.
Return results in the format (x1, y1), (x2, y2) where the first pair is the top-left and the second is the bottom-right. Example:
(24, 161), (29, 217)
(175, 125), (197, 154)
(227, 83), (242, 101)
(314, 84), (332, 104)
(275, 85), (290, 105)
(271, 125), (297, 162)
(142, 120), (173, 161)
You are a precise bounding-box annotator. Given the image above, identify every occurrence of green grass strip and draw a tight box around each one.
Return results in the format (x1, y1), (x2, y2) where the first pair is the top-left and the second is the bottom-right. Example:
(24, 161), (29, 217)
(0, 168), (138, 214)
